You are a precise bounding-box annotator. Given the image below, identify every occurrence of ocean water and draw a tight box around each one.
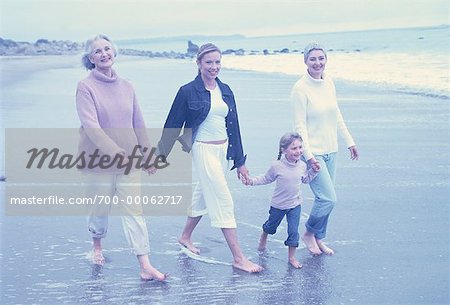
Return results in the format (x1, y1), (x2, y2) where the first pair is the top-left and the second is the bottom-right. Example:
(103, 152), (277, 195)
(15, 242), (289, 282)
(120, 25), (450, 99)
(1, 26), (450, 304)
(1, 54), (449, 304)
(1, 59), (449, 305)
(119, 25), (449, 55)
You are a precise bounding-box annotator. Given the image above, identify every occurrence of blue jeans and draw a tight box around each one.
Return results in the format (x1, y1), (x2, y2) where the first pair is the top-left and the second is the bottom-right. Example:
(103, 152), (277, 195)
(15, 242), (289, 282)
(305, 153), (337, 240)
(262, 205), (301, 247)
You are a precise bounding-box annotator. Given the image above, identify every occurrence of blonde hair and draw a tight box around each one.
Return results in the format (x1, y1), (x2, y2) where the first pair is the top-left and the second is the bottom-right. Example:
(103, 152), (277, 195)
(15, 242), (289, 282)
(277, 132), (303, 160)
(196, 43), (221, 61)
(81, 34), (117, 70)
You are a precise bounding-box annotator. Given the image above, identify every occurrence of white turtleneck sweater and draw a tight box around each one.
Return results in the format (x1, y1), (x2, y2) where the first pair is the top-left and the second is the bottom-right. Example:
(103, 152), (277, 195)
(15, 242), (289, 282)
(251, 155), (318, 210)
(290, 72), (355, 161)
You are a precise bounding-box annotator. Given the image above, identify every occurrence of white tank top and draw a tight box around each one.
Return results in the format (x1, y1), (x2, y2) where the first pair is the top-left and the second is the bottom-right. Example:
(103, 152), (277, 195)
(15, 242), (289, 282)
(195, 85), (228, 141)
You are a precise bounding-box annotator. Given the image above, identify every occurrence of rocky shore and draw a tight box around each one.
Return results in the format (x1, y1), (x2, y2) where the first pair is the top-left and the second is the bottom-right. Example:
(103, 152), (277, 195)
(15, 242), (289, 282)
(0, 38), (82, 56)
(0, 37), (309, 58)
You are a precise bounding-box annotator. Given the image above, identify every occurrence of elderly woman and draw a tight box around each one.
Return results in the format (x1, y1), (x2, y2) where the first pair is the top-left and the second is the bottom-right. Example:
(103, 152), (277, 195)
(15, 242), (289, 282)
(290, 42), (359, 256)
(158, 43), (262, 273)
(76, 34), (166, 281)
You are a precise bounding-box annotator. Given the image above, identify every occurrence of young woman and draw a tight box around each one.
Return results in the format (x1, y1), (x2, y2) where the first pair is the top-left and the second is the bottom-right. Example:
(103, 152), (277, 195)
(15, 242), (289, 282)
(158, 43), (262, 273)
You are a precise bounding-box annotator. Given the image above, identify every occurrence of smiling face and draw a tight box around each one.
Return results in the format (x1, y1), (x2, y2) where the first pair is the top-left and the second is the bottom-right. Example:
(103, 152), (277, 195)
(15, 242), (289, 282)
(197, 51), (221, 82)
(282, 139), (303, 163)
(305, 49), (327, 79)
(89, 38), (115, 74)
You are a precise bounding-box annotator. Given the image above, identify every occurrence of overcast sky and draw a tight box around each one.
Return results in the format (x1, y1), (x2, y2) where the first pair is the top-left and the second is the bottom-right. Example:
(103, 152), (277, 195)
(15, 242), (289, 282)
(0, 0), (448, 42)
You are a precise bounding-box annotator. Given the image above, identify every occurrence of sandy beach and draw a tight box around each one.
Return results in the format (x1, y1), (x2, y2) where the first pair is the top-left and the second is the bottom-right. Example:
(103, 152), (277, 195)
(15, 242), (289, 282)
(1, 55), (449, 304)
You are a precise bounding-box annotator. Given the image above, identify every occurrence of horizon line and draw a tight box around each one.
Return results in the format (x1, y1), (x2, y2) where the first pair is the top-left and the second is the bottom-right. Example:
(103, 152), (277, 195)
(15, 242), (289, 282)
(1, 23), (448, 44)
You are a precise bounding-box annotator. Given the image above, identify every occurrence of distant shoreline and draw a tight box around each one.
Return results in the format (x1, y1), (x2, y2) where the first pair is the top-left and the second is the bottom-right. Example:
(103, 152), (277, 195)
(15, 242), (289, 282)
(0, 37), (303, 58)
(1, 32), (449, 100)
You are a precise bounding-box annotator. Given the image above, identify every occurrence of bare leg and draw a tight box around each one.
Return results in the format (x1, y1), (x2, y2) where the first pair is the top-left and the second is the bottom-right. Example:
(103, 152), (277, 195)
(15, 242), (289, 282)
(138, 254), (168, 281)
(258, 232), (268, 251)
(178, 216), (202, 254)
(222, 228), (263, 273)
(288, 246), (302, 268)
(302, 231), (322, 256)
(92, 238), (105, 265)
(316, 239), (334, 255)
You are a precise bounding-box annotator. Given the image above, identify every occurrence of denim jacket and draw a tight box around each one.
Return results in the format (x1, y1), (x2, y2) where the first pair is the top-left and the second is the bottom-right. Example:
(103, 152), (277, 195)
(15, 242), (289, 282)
(158, 74), (246, 170)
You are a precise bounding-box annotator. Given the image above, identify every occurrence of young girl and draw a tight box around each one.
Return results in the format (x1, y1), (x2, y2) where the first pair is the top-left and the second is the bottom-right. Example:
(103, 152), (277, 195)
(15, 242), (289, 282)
(244, 132), (319, 268)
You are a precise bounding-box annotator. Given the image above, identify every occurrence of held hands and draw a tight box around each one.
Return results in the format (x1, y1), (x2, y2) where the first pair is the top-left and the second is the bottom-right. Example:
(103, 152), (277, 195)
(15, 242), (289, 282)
(144, 165), (157, 175)
(237, 165), (252, 185)
(308, 157), (321, 172)
(114, 149), (159, 175)
(240, 175), (253, 186)
(303, 157), (320, 184)
(143, 154), (158, 175)
(348, 146), (359, 160)
(115, 149), (126, 157)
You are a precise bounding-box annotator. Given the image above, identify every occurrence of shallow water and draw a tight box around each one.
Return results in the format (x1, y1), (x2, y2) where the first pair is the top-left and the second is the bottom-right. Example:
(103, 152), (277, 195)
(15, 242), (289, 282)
(122, 25), (450, 98)
(1, 58), (449, 304)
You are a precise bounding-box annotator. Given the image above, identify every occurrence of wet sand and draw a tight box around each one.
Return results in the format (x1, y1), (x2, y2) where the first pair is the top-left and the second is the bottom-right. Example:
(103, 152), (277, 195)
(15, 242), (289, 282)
(1, 56), (449, 304)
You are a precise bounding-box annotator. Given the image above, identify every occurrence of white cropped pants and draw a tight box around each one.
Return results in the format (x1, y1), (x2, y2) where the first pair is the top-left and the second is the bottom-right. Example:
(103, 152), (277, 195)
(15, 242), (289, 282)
(83, 171), (150, 255)
(190, 141), (237, 228)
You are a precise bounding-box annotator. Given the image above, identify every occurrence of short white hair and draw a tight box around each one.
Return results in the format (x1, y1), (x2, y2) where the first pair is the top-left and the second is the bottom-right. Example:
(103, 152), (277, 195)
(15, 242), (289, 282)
(303, 42), (326, 61)
(81, 34), (118, 70)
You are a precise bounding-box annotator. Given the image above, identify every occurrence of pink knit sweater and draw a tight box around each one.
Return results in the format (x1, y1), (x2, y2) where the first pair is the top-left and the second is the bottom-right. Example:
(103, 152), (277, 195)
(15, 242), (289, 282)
(76, 68), (151, 173)
(251, 155), (318, 209)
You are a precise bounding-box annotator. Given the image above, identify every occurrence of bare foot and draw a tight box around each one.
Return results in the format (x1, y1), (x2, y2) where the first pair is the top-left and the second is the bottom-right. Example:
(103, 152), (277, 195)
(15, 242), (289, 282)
(233, 258), (263, 273)
(289, 257), (303, 269)
(302, 232), (322, 256)
(258, 233), (268, 251)
(92, 250), (105, 266)
(316, 239), (334, 255)
(178, 238), (200, 255)
(140, 266), (169, 282)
